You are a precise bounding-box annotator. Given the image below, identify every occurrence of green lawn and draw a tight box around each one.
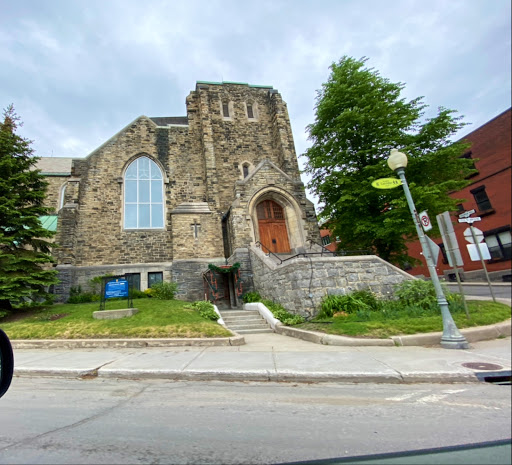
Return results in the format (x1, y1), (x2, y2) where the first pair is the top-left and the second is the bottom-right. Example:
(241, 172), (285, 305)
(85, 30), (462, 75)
(0, 299), (232, 339)
(295, 300), (511, 339)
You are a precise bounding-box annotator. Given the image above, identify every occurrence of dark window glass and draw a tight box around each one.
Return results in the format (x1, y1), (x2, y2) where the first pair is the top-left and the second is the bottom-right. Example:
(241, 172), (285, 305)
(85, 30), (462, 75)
(438, 243), (449, 265)
(456, 203), (464, 212)
(243, 164), (250, 178)
(148, 272), (163, 288)
(470, 186), (492, 211)
(125, 273), (141, 291)
(485, 229), (511, 261)
(321, 235), (331, 246)
(222, 103), (230, 118)
(247, 104), (254, 119)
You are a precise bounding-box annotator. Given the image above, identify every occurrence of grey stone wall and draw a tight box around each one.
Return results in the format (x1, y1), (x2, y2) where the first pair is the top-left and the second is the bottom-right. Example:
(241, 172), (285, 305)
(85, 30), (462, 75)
(171, 258), (224, 302)
(249, 246), (412, 318)
(227, 247), (255, 296)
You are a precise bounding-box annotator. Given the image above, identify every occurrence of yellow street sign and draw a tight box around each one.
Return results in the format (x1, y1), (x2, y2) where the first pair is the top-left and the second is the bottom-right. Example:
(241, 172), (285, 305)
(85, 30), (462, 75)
(371, 178), (402, 189)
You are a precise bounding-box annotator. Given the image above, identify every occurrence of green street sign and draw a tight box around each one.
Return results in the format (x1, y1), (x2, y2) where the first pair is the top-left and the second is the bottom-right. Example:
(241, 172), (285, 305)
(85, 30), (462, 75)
(371, 178), (402, 189)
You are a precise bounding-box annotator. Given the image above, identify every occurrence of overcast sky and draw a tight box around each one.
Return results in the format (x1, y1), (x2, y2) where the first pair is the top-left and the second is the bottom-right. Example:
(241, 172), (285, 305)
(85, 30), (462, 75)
(1, 0), (510, 203)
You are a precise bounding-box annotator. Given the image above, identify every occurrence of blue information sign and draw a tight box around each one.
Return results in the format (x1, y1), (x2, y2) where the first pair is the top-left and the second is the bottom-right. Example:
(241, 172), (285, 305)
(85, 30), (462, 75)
(104, 279), (129, 299)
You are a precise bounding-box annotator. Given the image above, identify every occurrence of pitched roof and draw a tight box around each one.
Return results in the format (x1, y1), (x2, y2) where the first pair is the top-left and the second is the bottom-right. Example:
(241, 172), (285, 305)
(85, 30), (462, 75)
(39, 215), (58, 232)
(35, 158), (73, 175)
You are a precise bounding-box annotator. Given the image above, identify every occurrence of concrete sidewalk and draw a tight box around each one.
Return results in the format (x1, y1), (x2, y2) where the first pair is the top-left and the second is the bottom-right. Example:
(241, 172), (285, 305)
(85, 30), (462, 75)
(10, 294), (511, 384)
(12, 332), (511, 384)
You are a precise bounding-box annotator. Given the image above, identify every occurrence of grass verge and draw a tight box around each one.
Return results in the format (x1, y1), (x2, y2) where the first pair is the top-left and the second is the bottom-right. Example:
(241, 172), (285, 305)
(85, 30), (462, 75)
(0, 299), (232, 339)
(295, 300), (511, 339)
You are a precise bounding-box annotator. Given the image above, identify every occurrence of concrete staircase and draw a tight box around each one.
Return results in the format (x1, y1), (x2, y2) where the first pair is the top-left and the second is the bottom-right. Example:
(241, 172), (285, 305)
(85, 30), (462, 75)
(218, 308), (273, 334)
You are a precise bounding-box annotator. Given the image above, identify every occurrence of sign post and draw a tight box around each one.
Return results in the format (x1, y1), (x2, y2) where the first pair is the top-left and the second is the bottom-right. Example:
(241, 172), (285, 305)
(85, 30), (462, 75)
(458, 211), (496, 302)
(437, 212), (468, 317)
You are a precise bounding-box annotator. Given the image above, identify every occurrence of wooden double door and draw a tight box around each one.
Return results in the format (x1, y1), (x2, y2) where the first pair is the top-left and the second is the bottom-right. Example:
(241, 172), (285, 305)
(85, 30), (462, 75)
(257, 200), (290, 254)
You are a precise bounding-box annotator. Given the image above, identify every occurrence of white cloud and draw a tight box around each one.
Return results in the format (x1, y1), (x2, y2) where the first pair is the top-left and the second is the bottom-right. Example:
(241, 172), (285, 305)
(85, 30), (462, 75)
(0, 0), (509, 177)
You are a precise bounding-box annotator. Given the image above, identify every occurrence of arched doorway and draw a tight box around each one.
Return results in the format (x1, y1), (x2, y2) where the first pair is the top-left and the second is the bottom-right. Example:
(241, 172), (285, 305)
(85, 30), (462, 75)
(257, 200), (291, 253)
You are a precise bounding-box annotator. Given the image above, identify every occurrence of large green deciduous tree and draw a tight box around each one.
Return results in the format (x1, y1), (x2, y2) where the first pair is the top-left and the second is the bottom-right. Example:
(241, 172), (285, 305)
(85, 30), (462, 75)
(303, 56), (475, 266)
(0, 105), (58, 310)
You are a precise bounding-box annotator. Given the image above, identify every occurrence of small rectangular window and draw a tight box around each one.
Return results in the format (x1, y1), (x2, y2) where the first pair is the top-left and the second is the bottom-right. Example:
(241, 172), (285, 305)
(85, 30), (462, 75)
(247, 104), (254, 119)
(222, 103), (230, 118)
(125, 273), (141, 291)
(485, 229), (512, 261)
(321, 235), (331, 246)
(470, 186), (492, 211)
(148, 272), (163, 288)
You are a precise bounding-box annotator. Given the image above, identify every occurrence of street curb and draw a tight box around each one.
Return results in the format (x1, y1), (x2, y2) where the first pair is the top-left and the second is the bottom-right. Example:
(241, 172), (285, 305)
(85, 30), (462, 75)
(9, 321), (510, 349)
(10, 335), (245, 349)
(275, 325), (395, 346)
(13, 367), (484, 385)
(275, 319), (511, 347)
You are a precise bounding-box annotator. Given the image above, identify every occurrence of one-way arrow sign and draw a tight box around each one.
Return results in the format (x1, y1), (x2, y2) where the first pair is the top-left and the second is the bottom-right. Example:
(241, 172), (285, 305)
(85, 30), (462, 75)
(459, 209), (476, 219)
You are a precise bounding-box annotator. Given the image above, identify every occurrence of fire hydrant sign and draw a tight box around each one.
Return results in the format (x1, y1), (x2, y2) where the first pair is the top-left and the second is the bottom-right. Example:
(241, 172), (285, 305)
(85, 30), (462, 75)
(105, 279), (129, 299)
(419, 211), (432, 231)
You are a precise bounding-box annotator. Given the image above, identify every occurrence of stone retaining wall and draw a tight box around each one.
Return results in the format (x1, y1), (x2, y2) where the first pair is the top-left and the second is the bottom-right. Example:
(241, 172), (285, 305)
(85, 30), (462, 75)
(249, 245), (413, 318)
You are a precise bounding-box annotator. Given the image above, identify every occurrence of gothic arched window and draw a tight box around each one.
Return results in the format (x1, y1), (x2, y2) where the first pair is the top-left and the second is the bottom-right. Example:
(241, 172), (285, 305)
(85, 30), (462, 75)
(124, 157), (164, 229)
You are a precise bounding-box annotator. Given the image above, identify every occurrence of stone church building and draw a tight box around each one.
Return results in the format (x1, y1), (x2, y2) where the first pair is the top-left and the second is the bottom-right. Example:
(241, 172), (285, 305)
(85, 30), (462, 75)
(38, 81), (408, 316)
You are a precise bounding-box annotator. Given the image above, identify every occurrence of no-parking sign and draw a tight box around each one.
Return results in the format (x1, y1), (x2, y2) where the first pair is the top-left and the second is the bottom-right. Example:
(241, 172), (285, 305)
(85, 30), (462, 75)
(419, 211), (432, 231)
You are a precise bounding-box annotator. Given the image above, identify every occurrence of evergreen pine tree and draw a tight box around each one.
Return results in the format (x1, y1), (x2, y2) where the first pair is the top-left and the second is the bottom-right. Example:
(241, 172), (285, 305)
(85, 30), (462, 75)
(0, 105), (58, 310)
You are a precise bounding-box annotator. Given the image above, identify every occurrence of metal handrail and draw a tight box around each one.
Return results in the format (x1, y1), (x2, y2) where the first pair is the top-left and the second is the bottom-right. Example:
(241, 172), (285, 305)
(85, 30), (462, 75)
(254, 241), (284, 264)
(254, 241), (373, 265)
(307, 239), (337, 257)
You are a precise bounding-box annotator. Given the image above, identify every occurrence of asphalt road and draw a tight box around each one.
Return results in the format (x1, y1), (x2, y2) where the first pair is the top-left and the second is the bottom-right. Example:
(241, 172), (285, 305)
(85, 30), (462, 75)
(1, 378), (510, 464)
(446, 283), (511, 300)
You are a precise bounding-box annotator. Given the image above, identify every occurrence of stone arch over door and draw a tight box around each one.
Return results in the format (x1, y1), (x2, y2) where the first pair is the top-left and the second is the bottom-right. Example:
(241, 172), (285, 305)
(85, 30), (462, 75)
(248, 188), (305, 253)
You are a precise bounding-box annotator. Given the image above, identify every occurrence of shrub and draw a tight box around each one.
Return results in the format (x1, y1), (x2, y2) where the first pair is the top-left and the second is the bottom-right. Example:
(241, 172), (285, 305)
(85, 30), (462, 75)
(317, 290), (379, 319)
(189, 301), (219, 321)
(149, 281), (178, 300)
(242, 291), (262, 303)
(88, 273), (114, 295)
(261, 299), (305, 325)
(129, 289), (148, 299)
(0, 310), (10, 320)
(67, 292), (98, 304)
(393, 279), (459, 311)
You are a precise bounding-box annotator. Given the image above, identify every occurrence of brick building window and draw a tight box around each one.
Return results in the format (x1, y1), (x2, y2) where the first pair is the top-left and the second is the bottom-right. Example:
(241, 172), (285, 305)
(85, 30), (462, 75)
(460, 151), (478, 178)
(321, 235), (331, 246)
(124, 157), (164, 229)
(485, 226), (511, 261)
(470, 185), (492, 212)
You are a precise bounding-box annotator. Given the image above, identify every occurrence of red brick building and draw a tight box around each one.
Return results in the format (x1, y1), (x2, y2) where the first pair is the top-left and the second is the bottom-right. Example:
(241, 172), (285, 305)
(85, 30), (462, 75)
(406, 108), (511, 282)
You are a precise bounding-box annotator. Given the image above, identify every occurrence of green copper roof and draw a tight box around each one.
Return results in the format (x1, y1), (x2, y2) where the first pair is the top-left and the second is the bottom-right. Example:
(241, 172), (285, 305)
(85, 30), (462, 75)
(39, 215), (58, 232)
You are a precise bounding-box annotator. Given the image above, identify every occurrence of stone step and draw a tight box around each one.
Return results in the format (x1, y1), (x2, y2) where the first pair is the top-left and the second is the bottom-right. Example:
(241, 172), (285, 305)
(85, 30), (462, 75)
(222, 315), (265, 321)
(219, 310), (260, 317)
(234, 328), (274, 334)
(228, 322), (270, 330)
(224, 320), (267, 328)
